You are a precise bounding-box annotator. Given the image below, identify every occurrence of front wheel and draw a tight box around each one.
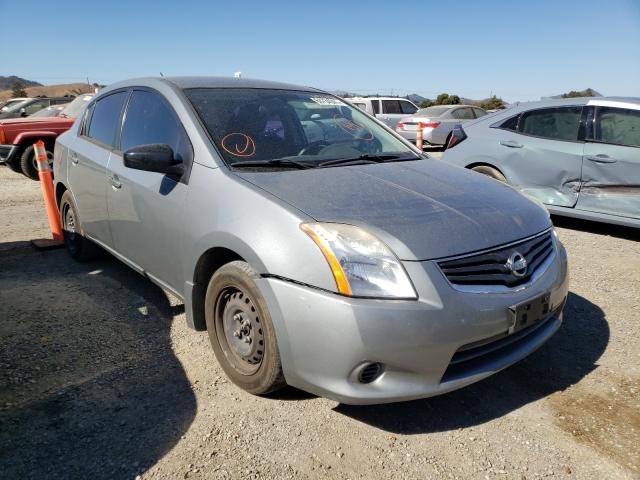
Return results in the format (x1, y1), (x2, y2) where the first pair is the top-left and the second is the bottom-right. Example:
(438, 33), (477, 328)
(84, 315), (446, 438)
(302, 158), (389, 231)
(205, 261), (285, 395)
(471, 165), (507, 182)
(20, 145), (53, 181)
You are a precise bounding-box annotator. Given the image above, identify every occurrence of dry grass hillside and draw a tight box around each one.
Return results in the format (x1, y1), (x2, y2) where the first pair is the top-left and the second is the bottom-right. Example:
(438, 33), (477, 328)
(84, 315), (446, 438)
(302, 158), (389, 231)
(0, 83), (96, 101)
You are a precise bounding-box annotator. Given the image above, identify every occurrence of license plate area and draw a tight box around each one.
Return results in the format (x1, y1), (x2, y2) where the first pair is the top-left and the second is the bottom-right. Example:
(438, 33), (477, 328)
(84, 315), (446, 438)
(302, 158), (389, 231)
(508, 292), (551, 334)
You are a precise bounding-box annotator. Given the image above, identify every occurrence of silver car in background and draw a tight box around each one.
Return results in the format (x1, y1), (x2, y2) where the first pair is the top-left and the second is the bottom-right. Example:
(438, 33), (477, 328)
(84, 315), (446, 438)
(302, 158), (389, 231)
(396, 105), (487, 146)
(442, 97), (640, 228)
(54, 77), (568, 404)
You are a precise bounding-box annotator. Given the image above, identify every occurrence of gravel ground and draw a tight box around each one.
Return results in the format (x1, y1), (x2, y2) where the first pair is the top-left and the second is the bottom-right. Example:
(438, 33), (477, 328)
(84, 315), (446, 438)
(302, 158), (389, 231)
(0, 165), (638, 480)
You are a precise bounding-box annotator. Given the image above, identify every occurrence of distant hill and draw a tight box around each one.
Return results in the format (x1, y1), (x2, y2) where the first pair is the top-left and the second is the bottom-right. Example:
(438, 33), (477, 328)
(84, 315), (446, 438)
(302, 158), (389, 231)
(0, 82), (95, 101)
(0, 75), (42, 91)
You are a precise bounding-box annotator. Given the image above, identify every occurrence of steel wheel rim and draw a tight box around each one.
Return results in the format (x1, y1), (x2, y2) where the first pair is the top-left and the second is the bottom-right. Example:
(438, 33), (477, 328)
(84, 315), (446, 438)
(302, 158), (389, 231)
(216, 287), (264, 375)
(62, 203), (76, 242)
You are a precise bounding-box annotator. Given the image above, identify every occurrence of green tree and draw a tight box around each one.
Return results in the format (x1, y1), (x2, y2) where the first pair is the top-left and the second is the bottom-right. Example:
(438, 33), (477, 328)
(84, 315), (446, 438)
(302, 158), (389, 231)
(11, 82), (27, 97)
(479, 95), (505, 110)
(561, 88), (596, 98)
(419, 99), (435, 108)
(434, 93), (461, 105)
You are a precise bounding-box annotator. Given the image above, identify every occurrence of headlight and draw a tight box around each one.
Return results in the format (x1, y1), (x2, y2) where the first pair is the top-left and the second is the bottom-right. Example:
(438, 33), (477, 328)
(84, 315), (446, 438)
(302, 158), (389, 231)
(300, 222), (416, 299)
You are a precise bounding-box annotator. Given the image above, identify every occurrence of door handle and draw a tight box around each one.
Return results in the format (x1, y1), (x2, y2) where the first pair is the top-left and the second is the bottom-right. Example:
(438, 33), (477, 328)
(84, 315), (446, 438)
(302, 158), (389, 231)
(586, 154), (617, 164)
(500, 140), (523, 148)
(110, 175), (122, 189)
(70, 152), (79, 165)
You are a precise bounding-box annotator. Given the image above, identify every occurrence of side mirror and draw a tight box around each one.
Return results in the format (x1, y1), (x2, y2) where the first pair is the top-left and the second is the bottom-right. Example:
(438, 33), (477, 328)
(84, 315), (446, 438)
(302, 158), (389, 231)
(20, 108), (27, 117)
(123, 144), (184, 176)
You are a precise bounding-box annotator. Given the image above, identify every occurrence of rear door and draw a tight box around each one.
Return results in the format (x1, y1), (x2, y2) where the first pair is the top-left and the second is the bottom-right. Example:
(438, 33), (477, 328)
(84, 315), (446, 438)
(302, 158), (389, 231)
(578, 104), (640, 219)
(106, 88), (192, 292)
(499, 106), (584, 208)
(68, 90), (128, 245)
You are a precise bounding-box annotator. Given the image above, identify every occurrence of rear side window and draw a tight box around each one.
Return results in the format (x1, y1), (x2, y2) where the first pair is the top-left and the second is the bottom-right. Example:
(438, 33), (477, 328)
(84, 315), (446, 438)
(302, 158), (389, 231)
(497, 114), (519, 131)
(520, 106), (582, 141)
(400, 101), (418, 114)
(473, 108), (487, 118)
(594, 107), (640, 148)
(120, 90), (192, 163)
(87, 92), (128, 147)
(452, 108), (474, 120)
(382, 100), (402, 114)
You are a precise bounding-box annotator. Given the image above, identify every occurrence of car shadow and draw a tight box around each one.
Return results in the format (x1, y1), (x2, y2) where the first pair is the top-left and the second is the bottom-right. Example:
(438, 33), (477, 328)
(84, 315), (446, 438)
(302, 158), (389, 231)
(0, 246), (195, 479)
(334, 291), (608, 434)
(551, 215), (640, 241)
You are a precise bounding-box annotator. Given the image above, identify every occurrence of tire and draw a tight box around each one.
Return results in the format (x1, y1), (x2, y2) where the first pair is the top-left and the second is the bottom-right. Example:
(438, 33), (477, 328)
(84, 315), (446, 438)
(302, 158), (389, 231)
(59, 191), (100, 261)
(205, 261), (286, 395)
(20, 145), (53, 181)
(471, 165), (507, 182)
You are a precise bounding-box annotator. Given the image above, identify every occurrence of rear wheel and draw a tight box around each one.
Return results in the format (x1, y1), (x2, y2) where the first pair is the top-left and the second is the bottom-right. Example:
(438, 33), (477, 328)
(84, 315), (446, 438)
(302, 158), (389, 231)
(471, 165), (507, 182)
(205, 261), (285, 395)
(20, 145), (53, 181)
(59, 191), (100, 261)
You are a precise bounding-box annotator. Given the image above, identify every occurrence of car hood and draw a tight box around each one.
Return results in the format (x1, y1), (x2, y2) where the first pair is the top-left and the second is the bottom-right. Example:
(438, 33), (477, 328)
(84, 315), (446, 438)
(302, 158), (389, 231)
(235, 159), (551, 261)
(0, 116), (73, 126)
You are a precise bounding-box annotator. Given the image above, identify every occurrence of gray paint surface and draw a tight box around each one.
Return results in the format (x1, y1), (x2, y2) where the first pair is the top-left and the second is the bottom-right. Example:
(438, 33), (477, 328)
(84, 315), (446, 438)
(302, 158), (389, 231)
(54, 76), (569, 404)
(442, 97), (640, 228)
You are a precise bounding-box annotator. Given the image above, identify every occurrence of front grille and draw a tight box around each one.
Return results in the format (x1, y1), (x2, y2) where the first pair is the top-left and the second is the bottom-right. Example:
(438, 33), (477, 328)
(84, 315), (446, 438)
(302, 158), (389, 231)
(437, 231), (554, 288)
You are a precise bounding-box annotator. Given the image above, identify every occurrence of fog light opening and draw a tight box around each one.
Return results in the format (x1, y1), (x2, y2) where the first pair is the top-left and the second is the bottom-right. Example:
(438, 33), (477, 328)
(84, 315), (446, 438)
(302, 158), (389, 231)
(357, 362), (384, 384)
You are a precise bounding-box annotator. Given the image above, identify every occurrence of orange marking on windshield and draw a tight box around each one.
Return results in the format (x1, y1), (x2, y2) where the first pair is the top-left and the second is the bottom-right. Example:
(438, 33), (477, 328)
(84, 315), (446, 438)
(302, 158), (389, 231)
(221, 133), (257, 157)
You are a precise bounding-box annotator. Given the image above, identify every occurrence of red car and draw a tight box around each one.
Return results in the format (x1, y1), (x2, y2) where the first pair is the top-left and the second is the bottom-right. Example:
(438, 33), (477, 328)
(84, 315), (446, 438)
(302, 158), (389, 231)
(0, 93), (93, 180)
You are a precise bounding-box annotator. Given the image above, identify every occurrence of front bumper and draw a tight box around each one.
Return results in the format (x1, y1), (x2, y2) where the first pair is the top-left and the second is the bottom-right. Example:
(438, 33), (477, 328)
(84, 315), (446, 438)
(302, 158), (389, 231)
(257, 241), (569, 405)
(0, 144), (18, 164)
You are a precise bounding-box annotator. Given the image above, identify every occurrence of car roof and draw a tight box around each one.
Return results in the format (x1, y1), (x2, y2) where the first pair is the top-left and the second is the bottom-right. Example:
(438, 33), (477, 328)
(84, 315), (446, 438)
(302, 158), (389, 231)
(508, 96), (640, 110)
(346, 96), (415, 101)
(100, 76), (325, 94)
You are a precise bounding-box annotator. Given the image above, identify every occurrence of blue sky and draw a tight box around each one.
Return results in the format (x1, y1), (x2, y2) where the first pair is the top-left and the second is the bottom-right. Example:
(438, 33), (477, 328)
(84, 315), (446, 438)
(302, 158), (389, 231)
(1, 0), (638, 102)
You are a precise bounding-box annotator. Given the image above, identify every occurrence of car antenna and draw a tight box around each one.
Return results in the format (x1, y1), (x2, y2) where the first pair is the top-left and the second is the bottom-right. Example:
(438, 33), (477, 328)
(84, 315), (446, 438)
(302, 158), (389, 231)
(159, 72), (164, 77)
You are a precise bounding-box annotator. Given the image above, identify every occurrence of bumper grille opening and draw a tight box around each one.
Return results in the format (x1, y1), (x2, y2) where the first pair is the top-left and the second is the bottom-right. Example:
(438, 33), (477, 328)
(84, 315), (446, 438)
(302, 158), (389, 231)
(358, 362), (383, 384)
(441, 302), (564, 383)
(437, 231), (554, 287)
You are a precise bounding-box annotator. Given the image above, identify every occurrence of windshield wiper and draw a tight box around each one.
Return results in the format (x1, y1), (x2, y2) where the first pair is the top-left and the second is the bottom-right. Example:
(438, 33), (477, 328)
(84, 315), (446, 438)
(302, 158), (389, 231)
(230, 158), (314, 170)
(318, 153), (419, 168)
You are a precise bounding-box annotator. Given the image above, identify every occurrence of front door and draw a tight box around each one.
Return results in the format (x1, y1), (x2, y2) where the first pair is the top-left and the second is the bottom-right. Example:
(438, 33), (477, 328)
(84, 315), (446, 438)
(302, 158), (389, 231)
(106, 89), (192, 292)
(504, 105), (584, 208)
(578, 104), (640, 219)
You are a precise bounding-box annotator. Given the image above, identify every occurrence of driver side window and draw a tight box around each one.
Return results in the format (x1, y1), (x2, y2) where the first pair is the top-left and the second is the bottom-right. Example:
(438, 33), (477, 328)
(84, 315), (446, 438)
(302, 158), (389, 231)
(120, 90), (192, 165)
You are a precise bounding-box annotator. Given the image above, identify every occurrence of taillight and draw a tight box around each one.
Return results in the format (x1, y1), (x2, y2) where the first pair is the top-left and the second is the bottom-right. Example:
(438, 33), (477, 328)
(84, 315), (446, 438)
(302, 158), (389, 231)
(0, 127), (5, 144)
(447, 125), (467, 149)
(396, 122), (405, 130)
(417, 121), (440, 129)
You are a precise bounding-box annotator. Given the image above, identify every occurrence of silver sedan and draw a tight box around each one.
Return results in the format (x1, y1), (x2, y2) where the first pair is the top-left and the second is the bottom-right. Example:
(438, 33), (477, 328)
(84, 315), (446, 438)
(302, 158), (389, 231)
(396, 105), (487, 146)
(54, 77), (568, 404)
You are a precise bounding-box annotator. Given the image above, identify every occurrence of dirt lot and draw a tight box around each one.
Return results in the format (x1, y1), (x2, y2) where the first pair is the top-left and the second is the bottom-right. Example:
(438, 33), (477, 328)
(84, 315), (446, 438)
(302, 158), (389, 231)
(1, 165), (639, 480)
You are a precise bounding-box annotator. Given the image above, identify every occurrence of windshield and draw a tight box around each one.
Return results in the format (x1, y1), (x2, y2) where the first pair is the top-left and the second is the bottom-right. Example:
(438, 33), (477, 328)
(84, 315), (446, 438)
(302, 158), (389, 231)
(29, 105), (66, 117)
(1, 99), (31, 113)
(416, 106), (450, 117)
(59, 94), (93, 118)
(185, 88), (417, 167)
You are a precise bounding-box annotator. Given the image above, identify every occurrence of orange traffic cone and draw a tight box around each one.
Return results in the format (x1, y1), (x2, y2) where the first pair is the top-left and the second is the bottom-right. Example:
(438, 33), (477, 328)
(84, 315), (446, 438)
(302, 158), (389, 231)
(32, 141), (64, 248)
(416, 127), (423, 150)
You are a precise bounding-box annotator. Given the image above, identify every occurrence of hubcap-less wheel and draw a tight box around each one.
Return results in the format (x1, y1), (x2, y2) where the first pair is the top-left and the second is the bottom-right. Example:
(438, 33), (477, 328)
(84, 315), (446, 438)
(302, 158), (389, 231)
(217, 288), (265, 375)
(31, 151), (54, 174)
(62, 202), (77, 242)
